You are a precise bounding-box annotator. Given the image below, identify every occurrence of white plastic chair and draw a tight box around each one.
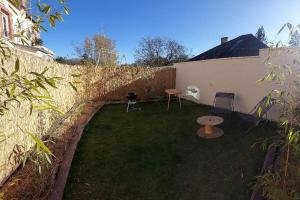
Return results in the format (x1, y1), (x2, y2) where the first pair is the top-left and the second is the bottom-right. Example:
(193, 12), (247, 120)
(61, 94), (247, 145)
(185, 86), (200, 102)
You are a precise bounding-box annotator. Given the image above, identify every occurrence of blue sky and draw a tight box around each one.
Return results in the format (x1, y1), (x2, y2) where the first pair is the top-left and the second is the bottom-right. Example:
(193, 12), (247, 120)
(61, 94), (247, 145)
(42, 0), (300, 63)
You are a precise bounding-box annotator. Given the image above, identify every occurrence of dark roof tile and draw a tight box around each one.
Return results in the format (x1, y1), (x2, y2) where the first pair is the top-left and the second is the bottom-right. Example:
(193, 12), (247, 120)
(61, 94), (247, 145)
(189, 34), (268, 61)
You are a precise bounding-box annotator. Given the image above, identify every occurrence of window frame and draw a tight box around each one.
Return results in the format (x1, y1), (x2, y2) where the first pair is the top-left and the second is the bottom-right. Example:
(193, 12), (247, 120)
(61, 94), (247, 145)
(0, 5), (13, 40)
(2, 11), (10, 38)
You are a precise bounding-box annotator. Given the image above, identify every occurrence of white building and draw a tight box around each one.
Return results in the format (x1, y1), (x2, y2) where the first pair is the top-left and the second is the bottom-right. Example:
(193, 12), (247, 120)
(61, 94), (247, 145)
(0, 0), (55, 60)
(175, 35), (300, 121)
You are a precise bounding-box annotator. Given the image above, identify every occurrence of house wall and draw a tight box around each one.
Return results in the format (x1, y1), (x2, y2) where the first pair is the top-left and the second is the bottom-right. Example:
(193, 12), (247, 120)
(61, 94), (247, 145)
(0, 0), (38, 44)
(14, 43), (55, 61)
(175, 48), (300, 120)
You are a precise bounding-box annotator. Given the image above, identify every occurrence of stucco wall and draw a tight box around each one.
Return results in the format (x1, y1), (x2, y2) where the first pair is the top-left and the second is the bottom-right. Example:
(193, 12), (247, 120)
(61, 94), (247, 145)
(175, 48), (300, 120)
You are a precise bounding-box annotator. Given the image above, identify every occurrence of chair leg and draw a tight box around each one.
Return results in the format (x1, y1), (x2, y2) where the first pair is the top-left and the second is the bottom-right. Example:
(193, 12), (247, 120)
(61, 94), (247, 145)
(127, 102), (130, 112)
(179, 95), (182, 109)
(167, 94), (171, 110)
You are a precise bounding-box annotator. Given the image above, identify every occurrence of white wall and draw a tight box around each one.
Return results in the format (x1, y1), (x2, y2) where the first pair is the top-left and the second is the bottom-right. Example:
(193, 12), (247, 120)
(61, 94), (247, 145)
(0, 0), (38, 44)
(175, 48), (300, 120)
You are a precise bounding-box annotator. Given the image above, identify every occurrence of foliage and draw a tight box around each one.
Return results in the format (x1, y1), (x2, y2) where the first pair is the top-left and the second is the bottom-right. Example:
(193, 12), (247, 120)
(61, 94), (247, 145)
(27, 0), (70, 31)
(55, 56), (82, 65)
(74, 34), (117, 66)
(255, 23), (300, 199)
(256, 26), (268, 44)
(289, 31), (300, 47)
(55, 56), (67, 63)
(32, 38), (44, 46)
(10, 0), (70, 45)
(256, 172), (291, 199)
(134, 37), (188, 67)
(0, 61), (64, 116)
(21, 133), (55, 174)
(0, 0), (71, 176)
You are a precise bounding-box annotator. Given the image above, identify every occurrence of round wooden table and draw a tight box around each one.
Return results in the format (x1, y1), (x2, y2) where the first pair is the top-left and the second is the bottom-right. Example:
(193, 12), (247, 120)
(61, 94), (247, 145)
(196, 116), (224, 139)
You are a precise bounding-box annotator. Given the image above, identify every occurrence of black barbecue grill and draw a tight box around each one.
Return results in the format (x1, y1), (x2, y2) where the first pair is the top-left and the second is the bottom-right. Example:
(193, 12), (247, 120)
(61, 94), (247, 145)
(127, 91), (137, 101)
(126, 91), (141, 112)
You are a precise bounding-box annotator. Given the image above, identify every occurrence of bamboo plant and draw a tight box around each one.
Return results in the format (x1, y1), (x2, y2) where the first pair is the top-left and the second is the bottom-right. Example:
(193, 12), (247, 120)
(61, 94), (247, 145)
(255, 23), (300, 200)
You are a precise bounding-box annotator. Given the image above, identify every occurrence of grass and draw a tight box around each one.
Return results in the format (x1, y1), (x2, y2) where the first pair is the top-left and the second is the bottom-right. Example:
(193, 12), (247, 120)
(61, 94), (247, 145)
(63, 100), (276, 200)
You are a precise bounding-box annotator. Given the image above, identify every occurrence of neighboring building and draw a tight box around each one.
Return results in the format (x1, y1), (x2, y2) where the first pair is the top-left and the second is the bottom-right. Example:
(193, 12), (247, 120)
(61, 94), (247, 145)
(189, 34), (268, 61)
(175, 34), (298, 121)
(14, 43), (55, 61)
(0, 0), (55, 60)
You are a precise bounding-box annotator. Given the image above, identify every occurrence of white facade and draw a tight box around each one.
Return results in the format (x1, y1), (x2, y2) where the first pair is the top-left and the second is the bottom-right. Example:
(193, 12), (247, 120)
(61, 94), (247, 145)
(14, 43), (55, 61)
(0, 0), (38, 44)
(0, 0), (54, 60)
(175, 48), (300, 121)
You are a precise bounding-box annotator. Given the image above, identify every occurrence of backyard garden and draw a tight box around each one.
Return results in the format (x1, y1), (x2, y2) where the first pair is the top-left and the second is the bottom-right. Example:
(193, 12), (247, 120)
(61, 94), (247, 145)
(0, 1), (299, 199)
(63, 101), (276, 200)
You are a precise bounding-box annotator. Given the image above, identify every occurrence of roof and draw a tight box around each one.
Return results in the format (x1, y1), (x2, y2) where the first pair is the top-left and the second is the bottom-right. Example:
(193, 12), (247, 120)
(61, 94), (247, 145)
(189, 34), (268, 61)
(14, 43), (54, 56)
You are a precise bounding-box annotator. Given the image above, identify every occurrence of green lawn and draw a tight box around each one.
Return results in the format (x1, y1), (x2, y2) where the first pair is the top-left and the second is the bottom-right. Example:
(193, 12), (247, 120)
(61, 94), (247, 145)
(63, 100), (275, 200)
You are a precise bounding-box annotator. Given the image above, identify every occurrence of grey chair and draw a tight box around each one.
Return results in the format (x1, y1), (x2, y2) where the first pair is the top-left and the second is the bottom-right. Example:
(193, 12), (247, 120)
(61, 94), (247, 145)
(240, 96), (276, 124)
(213, 92), (235, 114)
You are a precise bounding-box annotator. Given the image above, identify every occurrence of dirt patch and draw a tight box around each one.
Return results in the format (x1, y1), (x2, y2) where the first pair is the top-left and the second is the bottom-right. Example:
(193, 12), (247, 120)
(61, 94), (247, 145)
(0, 101), (104, 200)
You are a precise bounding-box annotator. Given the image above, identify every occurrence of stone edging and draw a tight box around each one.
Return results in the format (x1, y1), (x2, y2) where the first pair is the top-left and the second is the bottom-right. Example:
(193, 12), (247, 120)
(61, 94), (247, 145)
(49, 101), (105, 200)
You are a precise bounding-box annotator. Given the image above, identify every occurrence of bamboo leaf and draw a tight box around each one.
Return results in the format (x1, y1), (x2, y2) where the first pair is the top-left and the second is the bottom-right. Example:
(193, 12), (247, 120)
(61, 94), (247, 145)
(43, 5), (51, 14)
(71, 74), (82, 78)
(29, 102), (33, 115)
(45, 153), (52, 164)
(44, 78), (57, 88)
(256, 77), (265, 84)
(5, 89), (10, 98)
(32, 105), (51, 111)
(15, 58), (20, 72)
(41, 67), (48, 75)
(10, 84), (16, 97)
(257, 106), (262, 117)
(1, 67), (8, 75)
(53, 76), (64, 80)
(28, 133), (53, 156)
(30, 95), (52, 100)
(36, 80), (47, 90)
(63, 6), (70, 15)
(30, 72), (41, 76)
(69, 82), (78, 92)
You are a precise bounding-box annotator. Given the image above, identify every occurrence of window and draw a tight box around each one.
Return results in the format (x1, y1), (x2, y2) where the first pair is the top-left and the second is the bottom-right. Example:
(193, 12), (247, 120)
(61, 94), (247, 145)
(2, 12), (10, 38)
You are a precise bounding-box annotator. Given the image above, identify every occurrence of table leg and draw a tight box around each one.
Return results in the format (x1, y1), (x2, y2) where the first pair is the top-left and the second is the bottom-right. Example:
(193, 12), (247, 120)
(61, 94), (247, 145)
(167, 94), (171, 110)
(178, 95), (182, 109)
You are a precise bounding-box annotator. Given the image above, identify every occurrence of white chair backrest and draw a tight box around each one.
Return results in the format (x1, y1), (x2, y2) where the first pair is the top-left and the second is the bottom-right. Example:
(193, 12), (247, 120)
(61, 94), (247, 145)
(186, 86), (200, 101)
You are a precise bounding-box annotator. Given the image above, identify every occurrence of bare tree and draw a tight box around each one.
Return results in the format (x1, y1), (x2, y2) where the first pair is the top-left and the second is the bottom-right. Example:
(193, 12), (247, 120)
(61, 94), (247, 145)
(75, 34), (117, 66)
(165, 39), (188, 63)
(135, 37), (188, 67)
